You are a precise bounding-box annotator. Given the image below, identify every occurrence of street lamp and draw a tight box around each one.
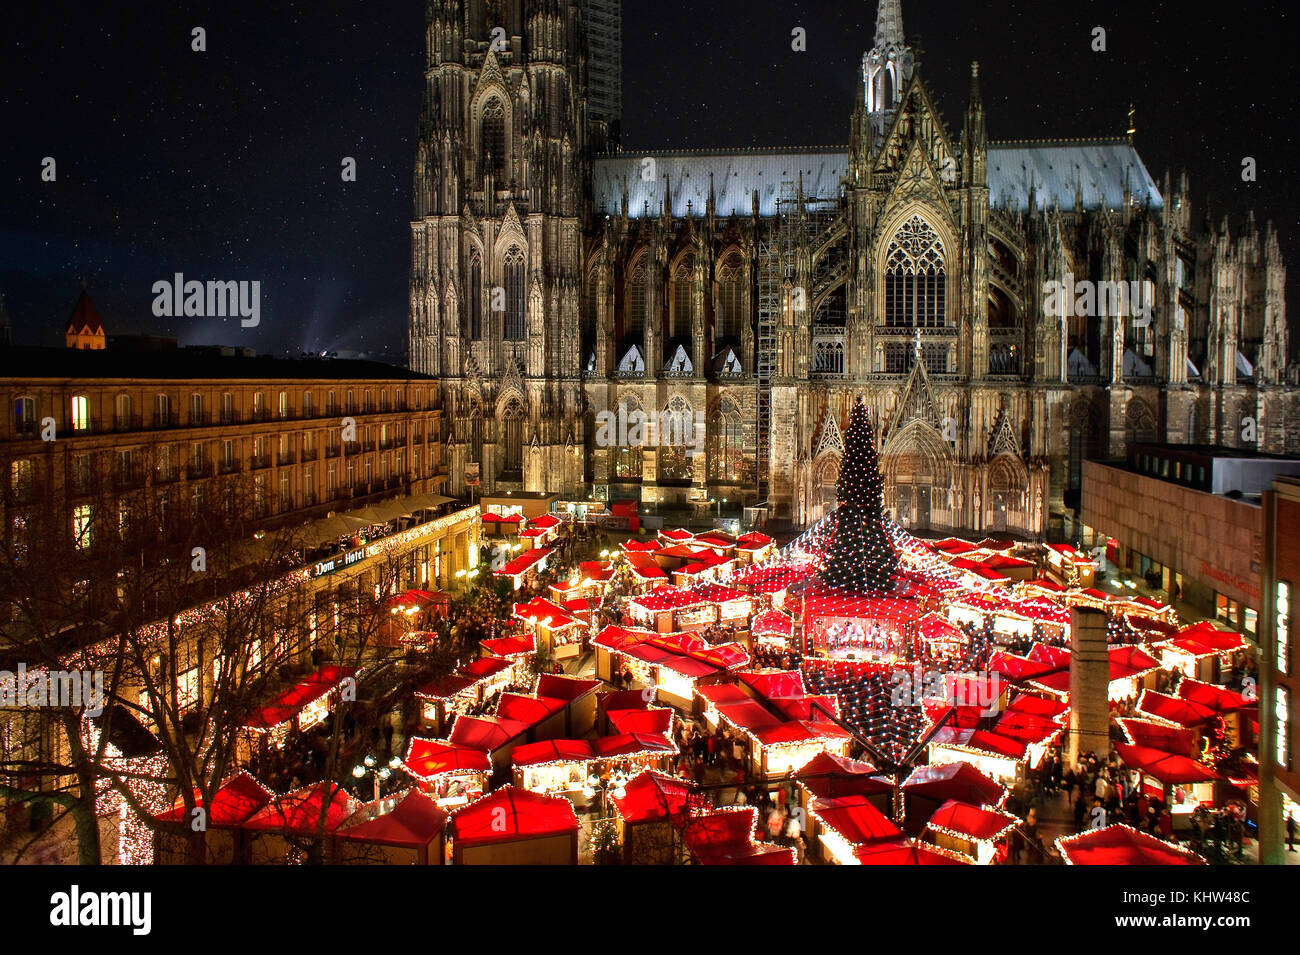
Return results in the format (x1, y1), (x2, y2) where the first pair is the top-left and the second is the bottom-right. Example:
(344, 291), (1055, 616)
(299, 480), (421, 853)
(352, 753), (402, 802)
(582, 768), (629, 819)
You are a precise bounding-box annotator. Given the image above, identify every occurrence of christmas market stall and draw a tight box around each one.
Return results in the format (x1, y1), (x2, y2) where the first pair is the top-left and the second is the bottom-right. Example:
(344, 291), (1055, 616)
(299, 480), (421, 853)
(238, 665), (357, 759)
(513, 596), (587, 661)
(922, 798), (1020, 864)
(1056, 823), (1207, 865)
(806, 793), (903, 865)
(493, 546), (553, 590)
(535, 673), (603, 735)
(241, 782), (359, 864)
(153, 771), (274, 864)
(592, 625), (750, 710)
(852, 838), (973, 865)
(400, 736), (490, 808)
(414, 655), (514, 735)
(447, 786), (579, 865)
(510, 738), (597, 795)
(334, 788), (448, 865)
(794, 752), (894, 816)
(734, 531), (776, 565)
(684, 806), (796, 865)
(1154, 622), (1248, 681)
(610, 770), (696, 865)
(899, 762), (1006, 835)
(1116, 741), (1221, 821)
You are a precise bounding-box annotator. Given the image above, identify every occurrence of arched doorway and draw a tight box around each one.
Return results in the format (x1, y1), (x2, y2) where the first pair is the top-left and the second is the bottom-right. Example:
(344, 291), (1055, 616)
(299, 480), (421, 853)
(882, 421), (952, 531)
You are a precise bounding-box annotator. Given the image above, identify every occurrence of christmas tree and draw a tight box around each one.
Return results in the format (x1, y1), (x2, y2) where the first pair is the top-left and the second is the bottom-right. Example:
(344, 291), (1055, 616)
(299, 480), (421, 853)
(819, 397), (900, 592)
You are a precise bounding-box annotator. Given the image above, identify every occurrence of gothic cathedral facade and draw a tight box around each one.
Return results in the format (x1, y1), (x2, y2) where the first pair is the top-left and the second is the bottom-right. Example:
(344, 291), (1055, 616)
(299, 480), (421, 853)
(408, 0), (1293, 538)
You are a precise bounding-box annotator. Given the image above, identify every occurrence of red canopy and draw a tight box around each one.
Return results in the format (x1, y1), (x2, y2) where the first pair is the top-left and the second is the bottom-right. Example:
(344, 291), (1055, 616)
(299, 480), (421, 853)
(449, 786), (578, 846)
(242, 665), (356, 730)
(1137, 690), (1217, 727)
(495, 692), (567, 726)
(811, 794), (902, 846)
(901, 762), (1005, 807)
(1177, 678), (1253, 714)
(795, 752), (891, 800)
(925, 798), (1019, 842)
(1117, 719), (1198, 757)
(1058, 824), (1207, 865)
(402, 737), (491, 779)
(854, 838), (972, 865)
(535, 673), (602, 702)
(511, 738), (594, 767)
(1116, 743), (1220, 785)
(611, 770), (693, 825)
(448, 714), (530, 751)
(607, 707), (674, 735)
(685, 807), (796, 865)
(155, 771), (273, 827)
(338, 789), (447, 848)
(242, 783), (357, 834)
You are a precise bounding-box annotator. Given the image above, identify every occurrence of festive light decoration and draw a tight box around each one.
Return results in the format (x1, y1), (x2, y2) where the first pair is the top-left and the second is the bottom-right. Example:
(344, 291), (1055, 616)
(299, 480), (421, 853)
(818, 399), (900, 594)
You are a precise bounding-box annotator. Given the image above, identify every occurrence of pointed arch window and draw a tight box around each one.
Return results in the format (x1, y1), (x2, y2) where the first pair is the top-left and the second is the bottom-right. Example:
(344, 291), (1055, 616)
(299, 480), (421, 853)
(468, 254), (483, 341)
(625, 256), (647, 342)
(717, 252), (744, 341)
(671, 255), (695, 340)
(710, 397), (745, 481)
(481, 99), (506, 181)
(504, 248), (526, 341)
(501, 397), (526, 476)
(884, 216), (946, 328)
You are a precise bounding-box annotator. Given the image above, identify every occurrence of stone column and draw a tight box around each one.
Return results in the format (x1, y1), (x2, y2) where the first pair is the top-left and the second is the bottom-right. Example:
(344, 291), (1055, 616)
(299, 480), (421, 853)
(1064, 606), (1110, 767)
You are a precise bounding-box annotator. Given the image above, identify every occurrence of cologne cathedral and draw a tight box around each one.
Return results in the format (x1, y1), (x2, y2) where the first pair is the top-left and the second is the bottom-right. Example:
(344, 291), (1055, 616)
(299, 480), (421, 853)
(407, 0), (1293, 537)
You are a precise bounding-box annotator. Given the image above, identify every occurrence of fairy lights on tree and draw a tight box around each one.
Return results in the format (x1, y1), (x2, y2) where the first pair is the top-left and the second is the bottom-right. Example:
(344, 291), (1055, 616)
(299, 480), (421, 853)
(819, 398), (900, 594)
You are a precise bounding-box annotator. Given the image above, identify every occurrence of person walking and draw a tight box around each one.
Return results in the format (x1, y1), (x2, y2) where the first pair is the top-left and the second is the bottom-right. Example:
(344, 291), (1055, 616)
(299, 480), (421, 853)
(1287, 811), (1296, 852)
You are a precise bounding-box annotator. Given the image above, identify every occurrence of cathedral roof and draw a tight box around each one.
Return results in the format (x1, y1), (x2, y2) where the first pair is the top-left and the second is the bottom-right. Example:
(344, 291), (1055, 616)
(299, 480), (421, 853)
(594, 139), (1162, 218)
(594, 148), (849, 219)
(987, 140), (1163, 212)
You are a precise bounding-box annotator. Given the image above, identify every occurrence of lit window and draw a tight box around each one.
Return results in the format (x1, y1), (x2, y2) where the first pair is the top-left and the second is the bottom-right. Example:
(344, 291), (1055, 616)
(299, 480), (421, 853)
(72, 504), (92, 550)
(70, 395), (90, 431)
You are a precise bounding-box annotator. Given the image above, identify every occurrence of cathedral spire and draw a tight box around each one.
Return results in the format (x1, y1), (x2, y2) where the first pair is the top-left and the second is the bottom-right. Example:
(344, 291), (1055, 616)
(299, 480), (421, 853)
(874, 0), (905, 49)
(862, 0), (914, 138)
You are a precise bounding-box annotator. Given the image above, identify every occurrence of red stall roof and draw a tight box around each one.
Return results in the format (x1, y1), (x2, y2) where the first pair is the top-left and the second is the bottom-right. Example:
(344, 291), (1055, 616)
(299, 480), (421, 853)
(1058, 824), (1207, 865)
(751, 609), (794, 637)
(854, 839), (972, 865)
(1137, 690), (1218, 727)
(811, 794), (902, 846)
(479, 634), (536, 657)
(242, 665), (357, 730)
(511, 738), (594, 767)
(925, 799), (1019, 842)
(448, 714), (531, 752)
(449, 786), (579, 846)
(1177, 678), (1253, 714)
(794, 752), (891, 800)
(1116, 743), (1221, 785)
(592, 732), (677, 758)
(685, 807), (796, 865)
(155, 771), (273, 827)
(242, 783), (357, 834)
(338, 789), (448, 848)
(494, 547), (552, 577)
(611, 771), (693, 825)
(495, 693), (568, 726)
(1117, 719), (1198, 757)
(901, 762), (1006, 807)
(402, 737), (491, 779)
(535, 673), (602, 702)
(607, 707), (674, 735)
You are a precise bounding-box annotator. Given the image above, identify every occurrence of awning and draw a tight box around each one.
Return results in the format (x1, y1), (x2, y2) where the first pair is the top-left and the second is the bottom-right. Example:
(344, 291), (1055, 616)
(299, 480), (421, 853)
(1057, 824), (1207, 865)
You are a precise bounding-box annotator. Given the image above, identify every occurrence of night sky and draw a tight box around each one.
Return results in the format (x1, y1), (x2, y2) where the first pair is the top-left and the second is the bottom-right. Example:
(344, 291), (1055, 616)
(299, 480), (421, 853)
(2, 0), (1295, 361)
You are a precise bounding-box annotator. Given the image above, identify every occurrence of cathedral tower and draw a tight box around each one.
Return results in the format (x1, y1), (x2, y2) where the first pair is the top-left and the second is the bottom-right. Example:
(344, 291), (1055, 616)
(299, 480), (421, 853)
(409, 0), (593, 496)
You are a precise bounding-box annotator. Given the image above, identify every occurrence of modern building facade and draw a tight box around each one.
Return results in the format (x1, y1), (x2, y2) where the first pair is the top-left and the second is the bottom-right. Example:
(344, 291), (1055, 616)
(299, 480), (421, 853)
(409, 0), (1294, 540)
(1079, 445), (1300, 634)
